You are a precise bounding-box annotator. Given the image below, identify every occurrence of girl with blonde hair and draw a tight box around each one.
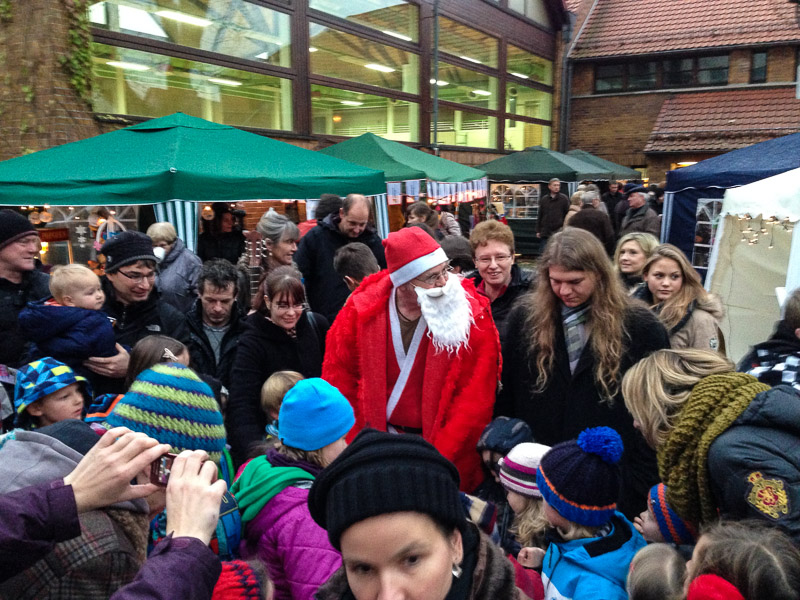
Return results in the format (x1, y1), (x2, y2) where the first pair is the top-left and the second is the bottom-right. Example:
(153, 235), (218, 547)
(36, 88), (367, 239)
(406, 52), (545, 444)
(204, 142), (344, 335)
(497, 228), (670, 518)
(622, 348), (800, 542)
(636, 244), (724, 351)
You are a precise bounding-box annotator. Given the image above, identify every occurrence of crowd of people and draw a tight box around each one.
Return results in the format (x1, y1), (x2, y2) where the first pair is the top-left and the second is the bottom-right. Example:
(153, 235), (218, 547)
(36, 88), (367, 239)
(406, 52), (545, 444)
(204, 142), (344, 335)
(1, 178), (800, 600)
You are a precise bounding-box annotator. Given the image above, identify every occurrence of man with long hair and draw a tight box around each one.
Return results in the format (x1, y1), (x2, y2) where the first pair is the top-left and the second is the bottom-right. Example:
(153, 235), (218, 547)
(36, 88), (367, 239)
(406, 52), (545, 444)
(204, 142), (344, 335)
(496, 228), (669, 517)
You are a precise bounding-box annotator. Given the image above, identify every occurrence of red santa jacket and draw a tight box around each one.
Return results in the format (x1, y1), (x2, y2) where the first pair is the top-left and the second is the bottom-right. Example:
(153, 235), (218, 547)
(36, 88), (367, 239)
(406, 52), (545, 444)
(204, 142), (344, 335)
(322, 271), (501, 492)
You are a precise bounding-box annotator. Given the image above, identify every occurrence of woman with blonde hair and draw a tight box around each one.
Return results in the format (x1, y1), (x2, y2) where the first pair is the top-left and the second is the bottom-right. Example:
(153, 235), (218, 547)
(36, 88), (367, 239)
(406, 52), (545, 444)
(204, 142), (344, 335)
(497, 228), (669, 518)
(622, 348), (800, 543)
(635, 244), (724, 351)
(613, 232), (659, 291)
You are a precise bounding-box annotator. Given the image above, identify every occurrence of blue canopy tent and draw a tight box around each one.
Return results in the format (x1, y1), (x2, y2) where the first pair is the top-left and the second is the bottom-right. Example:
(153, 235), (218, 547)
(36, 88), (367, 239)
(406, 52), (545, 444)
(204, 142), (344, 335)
(664, 132), (800, 274)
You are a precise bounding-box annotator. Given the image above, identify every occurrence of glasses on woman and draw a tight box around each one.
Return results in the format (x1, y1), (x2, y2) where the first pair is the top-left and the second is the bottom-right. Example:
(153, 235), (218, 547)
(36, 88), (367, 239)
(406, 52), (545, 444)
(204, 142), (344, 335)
(414, 264), (453, 286)
(274, 301), (305, 311)
(475, 254), (513, 266)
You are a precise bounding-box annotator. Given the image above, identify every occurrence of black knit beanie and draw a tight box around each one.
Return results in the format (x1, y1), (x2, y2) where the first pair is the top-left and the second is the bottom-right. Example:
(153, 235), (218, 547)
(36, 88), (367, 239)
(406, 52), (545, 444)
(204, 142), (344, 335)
(100, 230), (156, 272)
(308, 429), (467, 550)
(0, 210), (37, 251)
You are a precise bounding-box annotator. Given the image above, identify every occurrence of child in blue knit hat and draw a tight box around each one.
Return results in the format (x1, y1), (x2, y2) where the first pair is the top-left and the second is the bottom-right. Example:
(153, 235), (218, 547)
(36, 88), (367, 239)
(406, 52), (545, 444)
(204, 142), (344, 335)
(520, 426), (646, 600)
(14, 357), (91, 429)
(232, 377), (355, 600)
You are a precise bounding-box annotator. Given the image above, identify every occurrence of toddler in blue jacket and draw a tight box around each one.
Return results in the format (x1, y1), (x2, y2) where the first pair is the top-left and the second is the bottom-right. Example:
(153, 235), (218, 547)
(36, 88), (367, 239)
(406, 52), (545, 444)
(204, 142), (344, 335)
(19, 264), (116, 372)
(519, 427), (646, 600)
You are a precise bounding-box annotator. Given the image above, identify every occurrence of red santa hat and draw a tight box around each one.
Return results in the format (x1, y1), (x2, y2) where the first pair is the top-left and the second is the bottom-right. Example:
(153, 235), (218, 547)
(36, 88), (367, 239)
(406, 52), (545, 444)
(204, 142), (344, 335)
(383, 227), (449, 287)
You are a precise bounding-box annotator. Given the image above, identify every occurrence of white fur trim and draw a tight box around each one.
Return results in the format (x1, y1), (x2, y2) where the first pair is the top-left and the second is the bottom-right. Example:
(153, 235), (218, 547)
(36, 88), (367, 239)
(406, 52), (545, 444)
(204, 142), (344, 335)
(390, 247), (448, 286)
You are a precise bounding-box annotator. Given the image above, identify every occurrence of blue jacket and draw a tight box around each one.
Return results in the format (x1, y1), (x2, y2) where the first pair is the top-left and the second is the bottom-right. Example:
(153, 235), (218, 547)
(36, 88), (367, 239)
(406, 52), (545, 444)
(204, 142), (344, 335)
(541, 513), (645, 600)
(18, 300), (117, 369)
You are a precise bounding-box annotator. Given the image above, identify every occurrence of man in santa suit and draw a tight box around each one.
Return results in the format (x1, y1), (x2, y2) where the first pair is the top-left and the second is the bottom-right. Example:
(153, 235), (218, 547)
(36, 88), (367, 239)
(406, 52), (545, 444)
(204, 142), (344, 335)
(323, 227), (500, 491)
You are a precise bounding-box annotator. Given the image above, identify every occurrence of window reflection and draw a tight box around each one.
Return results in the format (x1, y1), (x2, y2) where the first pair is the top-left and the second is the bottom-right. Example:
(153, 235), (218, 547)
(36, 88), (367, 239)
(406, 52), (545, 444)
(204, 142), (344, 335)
(435, 106), (496, 148)
(507, 44), (553, 86)
(438, 16), (498, 68)
(309, 0), (418, 42)
(92, 43), (292, 130)
(506, 84), (551, 120)
(89, 0), (292, 67)
(434, 63), (498, 110)
(504, 120), (550, 151)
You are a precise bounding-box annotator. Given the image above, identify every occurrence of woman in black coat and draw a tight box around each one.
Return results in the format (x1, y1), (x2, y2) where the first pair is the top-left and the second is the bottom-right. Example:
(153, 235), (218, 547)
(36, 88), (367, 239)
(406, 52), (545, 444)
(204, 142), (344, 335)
(226, 266), (328, 466)
(495, 229), (670, 519)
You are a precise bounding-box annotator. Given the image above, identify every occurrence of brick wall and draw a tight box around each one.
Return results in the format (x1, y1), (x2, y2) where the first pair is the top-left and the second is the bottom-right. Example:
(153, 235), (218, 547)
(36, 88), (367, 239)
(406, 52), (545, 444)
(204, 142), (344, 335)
(768, 46), (796, 82)
(728, 50), (752, 85)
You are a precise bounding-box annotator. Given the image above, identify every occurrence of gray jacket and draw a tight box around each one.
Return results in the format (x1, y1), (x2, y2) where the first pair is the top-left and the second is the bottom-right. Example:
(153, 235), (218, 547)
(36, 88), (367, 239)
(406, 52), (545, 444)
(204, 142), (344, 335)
(156, 238), (202, 313)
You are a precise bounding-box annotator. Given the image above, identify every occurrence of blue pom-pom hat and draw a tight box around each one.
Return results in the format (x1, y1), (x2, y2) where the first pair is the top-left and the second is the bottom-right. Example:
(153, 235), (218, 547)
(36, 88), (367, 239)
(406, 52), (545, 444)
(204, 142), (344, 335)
(536, 427), (624, 527)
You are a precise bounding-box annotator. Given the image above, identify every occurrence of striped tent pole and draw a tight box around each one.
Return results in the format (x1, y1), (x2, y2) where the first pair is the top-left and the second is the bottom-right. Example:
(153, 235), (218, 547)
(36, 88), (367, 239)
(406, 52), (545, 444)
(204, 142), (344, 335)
(154, 200), (199, 251)
(371, 193), (390, 239)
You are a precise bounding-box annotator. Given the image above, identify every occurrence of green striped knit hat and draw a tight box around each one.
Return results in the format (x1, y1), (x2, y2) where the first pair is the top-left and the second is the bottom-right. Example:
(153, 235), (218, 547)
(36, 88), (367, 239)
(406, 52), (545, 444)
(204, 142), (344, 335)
(106, 362), (226, 463)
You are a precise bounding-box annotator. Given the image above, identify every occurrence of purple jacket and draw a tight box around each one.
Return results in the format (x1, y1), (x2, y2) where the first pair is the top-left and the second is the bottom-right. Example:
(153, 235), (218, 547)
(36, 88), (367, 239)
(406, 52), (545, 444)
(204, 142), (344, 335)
(241, 485), (341, 600)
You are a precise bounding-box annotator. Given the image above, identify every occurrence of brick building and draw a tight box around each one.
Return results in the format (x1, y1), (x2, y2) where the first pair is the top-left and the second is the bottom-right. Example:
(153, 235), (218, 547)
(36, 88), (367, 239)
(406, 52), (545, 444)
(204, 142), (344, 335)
(562, 0), (800, 183)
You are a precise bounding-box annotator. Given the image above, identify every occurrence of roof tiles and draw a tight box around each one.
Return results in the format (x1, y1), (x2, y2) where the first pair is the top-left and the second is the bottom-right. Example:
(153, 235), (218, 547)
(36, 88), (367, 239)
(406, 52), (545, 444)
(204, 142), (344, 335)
(571, 0), (800, 59)
(645, 87), (800, 153)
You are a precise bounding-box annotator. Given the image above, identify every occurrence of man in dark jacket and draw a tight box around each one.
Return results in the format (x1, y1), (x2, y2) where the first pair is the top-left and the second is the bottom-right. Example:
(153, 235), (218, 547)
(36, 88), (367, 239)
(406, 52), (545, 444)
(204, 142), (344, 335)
(536, 178), (570, 244)
(186, 259), (244, 391)
(601, 180), (623, 218)
(85, 231), (189, 395)
(619, 185), (660, 239)
(0, 210), (50, 368)
(294, 194), (386, 323)
(568, 191), (616, 255)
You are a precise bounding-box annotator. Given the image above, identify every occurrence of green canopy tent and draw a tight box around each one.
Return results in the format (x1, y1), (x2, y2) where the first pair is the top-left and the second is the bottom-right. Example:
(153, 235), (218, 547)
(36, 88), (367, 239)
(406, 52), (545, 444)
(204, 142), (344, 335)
(0, 113), (386, 247)
(479, 145), (612, 183)
(319, 133), (486, 232)
(565, 149), (641, 181)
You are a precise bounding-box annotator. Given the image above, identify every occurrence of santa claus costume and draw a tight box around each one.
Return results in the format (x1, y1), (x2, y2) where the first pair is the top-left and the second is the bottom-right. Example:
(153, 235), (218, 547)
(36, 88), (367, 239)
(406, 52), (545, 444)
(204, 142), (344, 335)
(323, 227), (501, 491)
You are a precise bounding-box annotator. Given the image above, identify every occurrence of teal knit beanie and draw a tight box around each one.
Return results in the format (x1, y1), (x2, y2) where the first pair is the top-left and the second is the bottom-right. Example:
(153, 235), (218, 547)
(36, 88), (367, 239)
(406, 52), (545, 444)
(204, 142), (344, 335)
(106, 362), (226, 463)
(279, 378), (354, 451)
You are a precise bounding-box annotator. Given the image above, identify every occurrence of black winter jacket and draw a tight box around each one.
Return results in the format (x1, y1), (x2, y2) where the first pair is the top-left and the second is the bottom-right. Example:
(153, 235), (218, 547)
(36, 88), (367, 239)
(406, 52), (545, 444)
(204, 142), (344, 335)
(0, 270), (50, 367)
(226, 310), (329, 466)
(536, 193), (570, 237)
(294, 214), (386, 323)
(496, 302), (670, 519)
(468, 264), (534, 346)
(96, 277), (190, 395)
(568, 206), (616, 256)
(185, 299), (245, 391)
(707, 385), (800, 545)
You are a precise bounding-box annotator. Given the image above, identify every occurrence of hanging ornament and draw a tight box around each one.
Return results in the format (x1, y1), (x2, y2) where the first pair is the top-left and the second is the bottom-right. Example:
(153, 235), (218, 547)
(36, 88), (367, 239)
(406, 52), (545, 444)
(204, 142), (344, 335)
(28, 211), (41, 225)
(39, 210), (53, 223)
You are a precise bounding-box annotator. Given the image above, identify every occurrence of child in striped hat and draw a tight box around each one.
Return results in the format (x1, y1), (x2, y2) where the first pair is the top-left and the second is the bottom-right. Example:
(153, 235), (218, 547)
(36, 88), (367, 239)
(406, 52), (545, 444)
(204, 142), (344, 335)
(498, 442), (551, 556)
(634, 483), (697, 546)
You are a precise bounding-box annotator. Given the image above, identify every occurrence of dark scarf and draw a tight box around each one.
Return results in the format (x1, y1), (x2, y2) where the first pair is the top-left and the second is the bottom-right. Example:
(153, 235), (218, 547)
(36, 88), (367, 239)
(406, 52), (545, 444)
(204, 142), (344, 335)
(266, 447), (324, 478)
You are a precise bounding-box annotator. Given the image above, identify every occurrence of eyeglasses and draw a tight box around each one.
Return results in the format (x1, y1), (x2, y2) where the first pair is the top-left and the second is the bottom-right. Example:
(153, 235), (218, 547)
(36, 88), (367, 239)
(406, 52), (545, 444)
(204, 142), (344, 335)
(116, 269), (156, 284)
(475, 254), (513, 266)
(414, 264), (453, 286)
(274, 302), (305, 311)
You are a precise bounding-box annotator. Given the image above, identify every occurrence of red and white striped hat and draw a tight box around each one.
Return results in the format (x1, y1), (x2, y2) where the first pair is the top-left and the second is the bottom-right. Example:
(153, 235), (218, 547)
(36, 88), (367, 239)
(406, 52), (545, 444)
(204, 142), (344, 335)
(499, 442), (551, 498)
(383, 227), (449, 287)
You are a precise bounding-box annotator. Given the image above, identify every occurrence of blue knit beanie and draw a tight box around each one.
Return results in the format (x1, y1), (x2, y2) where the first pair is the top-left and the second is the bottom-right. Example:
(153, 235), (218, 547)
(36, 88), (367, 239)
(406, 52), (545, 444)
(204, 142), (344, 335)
(14, 357), (91, 422)
(279, 378), (354, 451)
(649, 483), (697, 545)
(105, 362), (226, 463)
(537, 426), (623, 527)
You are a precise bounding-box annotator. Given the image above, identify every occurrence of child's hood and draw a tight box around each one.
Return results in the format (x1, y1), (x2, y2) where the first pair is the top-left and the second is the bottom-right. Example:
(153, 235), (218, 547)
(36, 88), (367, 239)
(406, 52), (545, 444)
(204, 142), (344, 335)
(0, 429), (147, 513)
(546, 513), (646, 592)
(18, 299), (99, 342)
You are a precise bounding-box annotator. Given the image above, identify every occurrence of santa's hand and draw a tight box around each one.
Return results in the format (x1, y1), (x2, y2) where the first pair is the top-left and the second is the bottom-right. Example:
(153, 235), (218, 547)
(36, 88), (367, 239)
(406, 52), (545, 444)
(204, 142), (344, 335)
(84, 343), (129, 378)
(517, 547), (545, 569)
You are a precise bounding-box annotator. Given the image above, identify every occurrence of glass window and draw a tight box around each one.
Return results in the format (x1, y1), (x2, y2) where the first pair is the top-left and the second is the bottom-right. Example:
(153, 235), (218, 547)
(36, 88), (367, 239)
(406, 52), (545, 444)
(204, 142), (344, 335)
(89, 0), (292, 68)
(311, 84), (419, 142)
(595, 64), (624, 92)
(629, 62), (656, 90)
(492, 184), (540, 219)
(434, 62), (498, 110)
(506, 84), (551, 121)
(504, 119), (550, 151)
(309, 24), (419, 93)
(434, 106), (497, 149)
(92, 43), (293, 130)
(438, 17), (498, 69)
(697, 55), (728, 85)
(507, 44), (553, 86)
(692, 198), (724, 272)
(663, 58), (694, 87)
(507, 0), (552, 28)
(309, 0), (418, 43)
(751, 51), (767, 83)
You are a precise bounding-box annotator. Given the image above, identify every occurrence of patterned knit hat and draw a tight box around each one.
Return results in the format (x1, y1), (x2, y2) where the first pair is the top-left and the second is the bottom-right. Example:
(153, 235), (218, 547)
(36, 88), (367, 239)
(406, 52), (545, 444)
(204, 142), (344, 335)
(537, 426), (623, 527)
(100, 230), (156, 273)
(0, 209), (38, 251)
(106, 362), (226, 463)
(476, 416), (533, 455)
(649, 483), (697, 545)
(14, 357), (90, 422)
(499, 442), (551, 498)
(211, 560), (268, 600)
(383, 227), (448, 286)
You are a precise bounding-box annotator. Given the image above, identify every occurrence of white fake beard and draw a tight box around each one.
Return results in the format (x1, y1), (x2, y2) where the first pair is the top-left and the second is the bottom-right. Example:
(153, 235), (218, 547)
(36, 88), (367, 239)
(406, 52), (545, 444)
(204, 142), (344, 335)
(415, 274), (473, 354)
